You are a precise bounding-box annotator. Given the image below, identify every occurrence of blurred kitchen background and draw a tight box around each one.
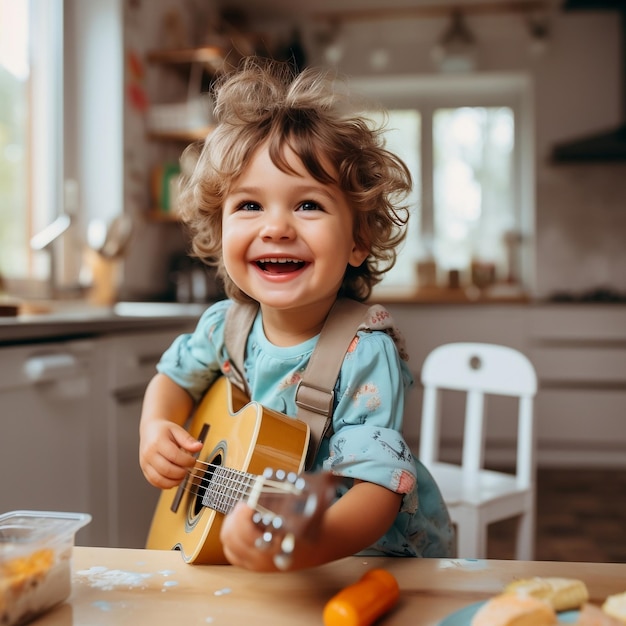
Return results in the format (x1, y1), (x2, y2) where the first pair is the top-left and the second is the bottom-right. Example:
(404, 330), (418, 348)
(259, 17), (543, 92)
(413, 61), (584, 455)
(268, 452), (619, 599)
(123, 0), (620, 304)
(2, 0), (626, 304)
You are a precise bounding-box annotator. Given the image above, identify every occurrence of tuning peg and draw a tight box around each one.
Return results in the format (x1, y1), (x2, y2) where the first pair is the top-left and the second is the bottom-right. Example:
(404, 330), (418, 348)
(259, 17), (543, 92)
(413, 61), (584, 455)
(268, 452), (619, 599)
(280, 532), (295, 555)
(255, 530), (274, 551)
(262, 467), (288, 481)
(262, 467), (300, 485)
(273, 532), (295, 571)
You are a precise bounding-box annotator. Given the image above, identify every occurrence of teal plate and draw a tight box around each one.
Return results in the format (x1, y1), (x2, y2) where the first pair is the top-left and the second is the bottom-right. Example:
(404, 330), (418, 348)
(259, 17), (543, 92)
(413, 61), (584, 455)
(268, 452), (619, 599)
(439, 601), (579, 625)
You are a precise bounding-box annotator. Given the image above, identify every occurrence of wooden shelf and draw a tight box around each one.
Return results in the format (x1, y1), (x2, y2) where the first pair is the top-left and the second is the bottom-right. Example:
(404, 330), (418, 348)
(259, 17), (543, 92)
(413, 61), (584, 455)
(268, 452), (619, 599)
(146, 46), (228, 73)
(147, 127), (214, 143)
(146, 209), (182, 222)
(144, 47), (227, 223)
(372, 284), (530, 305)
(145, 48), (221, 143)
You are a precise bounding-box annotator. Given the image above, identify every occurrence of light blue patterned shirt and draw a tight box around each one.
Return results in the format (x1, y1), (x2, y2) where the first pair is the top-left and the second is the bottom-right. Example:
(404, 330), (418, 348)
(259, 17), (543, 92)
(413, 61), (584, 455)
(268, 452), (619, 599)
(157, 299), (455, 557)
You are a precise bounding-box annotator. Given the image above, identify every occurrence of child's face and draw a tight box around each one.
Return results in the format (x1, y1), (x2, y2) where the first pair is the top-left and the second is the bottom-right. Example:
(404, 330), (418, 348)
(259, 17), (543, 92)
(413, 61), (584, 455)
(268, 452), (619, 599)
(221, 143), (368, 314)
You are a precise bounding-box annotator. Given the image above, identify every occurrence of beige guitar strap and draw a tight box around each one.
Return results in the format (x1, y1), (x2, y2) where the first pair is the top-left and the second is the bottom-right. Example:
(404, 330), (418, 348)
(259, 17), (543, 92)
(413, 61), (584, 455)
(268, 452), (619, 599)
(224, 301), (258, 397)
(224, 298), (371, 470)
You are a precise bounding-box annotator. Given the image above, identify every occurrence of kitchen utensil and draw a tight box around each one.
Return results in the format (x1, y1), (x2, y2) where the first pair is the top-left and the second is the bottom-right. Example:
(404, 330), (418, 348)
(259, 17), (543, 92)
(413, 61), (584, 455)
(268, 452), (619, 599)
(101, 214), (133, 259)
(87, 215), (133, 258)
(86, 218), (108, 252)
(29, 214), (72, 251)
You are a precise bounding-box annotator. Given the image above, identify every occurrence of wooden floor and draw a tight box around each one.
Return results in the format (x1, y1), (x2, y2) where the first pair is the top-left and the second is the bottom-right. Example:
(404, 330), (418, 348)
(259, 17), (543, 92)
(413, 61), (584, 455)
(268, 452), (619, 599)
(487, 468), (626, 563)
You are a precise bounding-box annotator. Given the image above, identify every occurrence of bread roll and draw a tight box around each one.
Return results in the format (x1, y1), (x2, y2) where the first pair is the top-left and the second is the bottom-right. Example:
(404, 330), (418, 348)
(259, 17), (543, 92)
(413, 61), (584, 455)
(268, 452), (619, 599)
(471, 593), (557, 626)
(504, 577), (589, 611)
(576, 602), (625, 625)
(603, 592), (626, 624)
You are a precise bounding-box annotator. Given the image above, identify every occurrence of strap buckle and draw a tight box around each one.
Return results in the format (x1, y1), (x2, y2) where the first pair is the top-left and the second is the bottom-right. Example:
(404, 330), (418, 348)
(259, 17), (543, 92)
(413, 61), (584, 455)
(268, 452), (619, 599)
(295, 380), (334, 417)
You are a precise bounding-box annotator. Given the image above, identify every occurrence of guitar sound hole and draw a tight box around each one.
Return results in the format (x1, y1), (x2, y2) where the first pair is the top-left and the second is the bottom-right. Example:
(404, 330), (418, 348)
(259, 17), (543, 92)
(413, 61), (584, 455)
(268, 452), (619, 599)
(192, 453), (222, 518)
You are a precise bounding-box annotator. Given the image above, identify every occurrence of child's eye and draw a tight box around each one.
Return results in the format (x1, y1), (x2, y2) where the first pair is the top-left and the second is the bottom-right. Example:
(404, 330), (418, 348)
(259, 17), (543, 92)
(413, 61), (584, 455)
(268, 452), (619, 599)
(298, 200), (323, 212)
(237, 201), (262, 212)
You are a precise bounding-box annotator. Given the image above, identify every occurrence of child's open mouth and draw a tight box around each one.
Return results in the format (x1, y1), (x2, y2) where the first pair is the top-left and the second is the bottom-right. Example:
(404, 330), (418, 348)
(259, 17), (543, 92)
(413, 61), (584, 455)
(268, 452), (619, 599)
(256, 258), (306, 274)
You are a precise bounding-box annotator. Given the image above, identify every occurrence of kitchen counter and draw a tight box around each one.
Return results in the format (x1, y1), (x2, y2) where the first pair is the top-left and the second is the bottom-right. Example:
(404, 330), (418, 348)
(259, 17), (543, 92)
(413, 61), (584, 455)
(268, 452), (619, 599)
(32, 547), (626, 626)
(2, 296), (625, 346)
(0, 292), (536, 346)
(373, 283), (532, 304)
(0, 301), (207, 345)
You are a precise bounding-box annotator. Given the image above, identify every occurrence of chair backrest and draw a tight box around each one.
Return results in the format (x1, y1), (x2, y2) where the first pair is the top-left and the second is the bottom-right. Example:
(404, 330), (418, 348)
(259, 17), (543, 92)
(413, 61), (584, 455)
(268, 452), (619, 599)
(419, 342), (538, 490)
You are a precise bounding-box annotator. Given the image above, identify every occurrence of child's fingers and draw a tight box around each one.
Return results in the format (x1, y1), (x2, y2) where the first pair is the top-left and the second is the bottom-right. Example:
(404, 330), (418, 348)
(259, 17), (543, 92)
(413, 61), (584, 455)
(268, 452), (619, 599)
(170, 425), (203, 454)
(220, 503), (280, 571)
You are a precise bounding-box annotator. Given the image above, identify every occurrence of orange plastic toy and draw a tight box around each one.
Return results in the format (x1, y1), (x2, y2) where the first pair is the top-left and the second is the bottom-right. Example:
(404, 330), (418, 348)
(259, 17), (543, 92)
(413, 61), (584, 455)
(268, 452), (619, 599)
(323, 568), (400, 626)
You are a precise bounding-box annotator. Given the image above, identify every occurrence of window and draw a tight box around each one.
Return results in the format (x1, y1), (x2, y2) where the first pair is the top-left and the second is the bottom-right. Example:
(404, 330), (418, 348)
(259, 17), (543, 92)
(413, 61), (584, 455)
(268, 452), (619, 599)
(433, 106), (515, 275)
(0, 0), (63, 287)
(366, 109), (421, 288)
(352, 73), (534, 293)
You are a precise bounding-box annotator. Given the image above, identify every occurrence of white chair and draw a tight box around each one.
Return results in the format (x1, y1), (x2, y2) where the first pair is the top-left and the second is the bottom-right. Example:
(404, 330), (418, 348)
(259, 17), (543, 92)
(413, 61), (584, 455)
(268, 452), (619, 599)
(418, 342), (538, 560)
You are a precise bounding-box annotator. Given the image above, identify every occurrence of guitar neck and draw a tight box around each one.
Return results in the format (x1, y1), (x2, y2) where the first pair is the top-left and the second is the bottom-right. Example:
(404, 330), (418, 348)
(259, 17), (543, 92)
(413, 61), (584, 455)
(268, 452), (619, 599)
(196, 464), (311, 520)
(199, 465), (258, 515)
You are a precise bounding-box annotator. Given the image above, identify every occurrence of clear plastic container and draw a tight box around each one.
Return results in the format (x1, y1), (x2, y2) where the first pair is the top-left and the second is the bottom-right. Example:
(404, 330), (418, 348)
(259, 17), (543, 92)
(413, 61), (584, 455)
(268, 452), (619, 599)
(0, 510), (91, 626)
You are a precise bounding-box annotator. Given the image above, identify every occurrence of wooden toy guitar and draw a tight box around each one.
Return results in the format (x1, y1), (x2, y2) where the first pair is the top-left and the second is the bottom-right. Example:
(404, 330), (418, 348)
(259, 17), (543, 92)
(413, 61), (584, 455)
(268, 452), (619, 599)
(146, 376), (337, 566)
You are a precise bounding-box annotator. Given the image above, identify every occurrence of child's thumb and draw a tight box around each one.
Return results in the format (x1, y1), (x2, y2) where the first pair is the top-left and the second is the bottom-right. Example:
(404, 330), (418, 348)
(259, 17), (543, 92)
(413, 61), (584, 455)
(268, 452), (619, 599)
(174, 429), (203, 452)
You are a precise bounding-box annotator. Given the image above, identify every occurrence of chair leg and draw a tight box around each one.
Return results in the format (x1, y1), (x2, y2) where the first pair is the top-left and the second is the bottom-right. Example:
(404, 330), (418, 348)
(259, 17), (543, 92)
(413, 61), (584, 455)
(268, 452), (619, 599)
(454, 511), (488, 559)
(515, 510), (535, 561)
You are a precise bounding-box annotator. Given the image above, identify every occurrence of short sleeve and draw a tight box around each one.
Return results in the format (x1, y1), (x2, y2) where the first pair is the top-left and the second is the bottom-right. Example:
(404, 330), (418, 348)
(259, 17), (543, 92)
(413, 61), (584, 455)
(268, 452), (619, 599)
(156, 299), (232, 402)
(322, 330), (417, 495)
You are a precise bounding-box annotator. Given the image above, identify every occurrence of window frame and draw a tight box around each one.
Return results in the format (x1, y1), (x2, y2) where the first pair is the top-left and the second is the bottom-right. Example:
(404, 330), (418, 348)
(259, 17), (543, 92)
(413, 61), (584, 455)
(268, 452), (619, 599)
(0, 0), (64, 295)
(349, 72), (536, 292)
(1, 0), (124, 298)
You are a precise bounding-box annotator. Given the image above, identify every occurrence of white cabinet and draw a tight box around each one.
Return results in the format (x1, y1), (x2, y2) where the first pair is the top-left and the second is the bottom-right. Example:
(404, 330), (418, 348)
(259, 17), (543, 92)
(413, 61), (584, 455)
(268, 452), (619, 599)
(101, 326), (194, 548)
(387, 304), (527, 464)
(526, 305), (626, 466)
(0, 339), (103, 546)
(387, 303), (626, 468)
(0, 322), (194, 548)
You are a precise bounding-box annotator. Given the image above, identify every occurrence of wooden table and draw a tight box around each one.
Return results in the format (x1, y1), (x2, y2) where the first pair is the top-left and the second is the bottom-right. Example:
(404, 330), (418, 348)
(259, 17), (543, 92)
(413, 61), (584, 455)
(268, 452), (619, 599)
(33, 547), (626, 626)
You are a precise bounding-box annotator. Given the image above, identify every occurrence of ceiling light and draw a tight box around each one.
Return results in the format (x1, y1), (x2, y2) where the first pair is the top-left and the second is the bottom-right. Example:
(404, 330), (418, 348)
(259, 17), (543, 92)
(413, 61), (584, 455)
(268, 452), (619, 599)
(319, 19), (344, 66)
(431, 10), (477, 73)
(527, 12), (551, 58)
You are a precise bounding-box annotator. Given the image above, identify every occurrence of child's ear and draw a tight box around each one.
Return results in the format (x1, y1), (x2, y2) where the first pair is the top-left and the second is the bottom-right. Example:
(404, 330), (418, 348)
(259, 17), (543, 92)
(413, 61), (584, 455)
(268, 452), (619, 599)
(348, 243), (369, 268)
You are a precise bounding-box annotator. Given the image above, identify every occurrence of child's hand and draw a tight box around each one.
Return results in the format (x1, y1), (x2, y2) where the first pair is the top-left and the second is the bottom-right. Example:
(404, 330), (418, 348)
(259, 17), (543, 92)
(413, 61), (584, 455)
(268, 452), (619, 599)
(139, 420), (203, 489)
(220, 480), (402, 572)
(220, 502), (283, 572)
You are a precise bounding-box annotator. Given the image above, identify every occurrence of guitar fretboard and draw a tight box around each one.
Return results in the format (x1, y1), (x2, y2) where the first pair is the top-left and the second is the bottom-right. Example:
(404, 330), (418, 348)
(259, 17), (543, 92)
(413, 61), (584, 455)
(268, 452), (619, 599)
(201, 465), (257, 515)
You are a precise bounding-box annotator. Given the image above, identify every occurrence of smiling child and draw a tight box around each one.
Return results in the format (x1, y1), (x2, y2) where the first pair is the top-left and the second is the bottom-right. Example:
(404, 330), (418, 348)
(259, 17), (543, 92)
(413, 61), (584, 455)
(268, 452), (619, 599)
(139, 58), (455, 571)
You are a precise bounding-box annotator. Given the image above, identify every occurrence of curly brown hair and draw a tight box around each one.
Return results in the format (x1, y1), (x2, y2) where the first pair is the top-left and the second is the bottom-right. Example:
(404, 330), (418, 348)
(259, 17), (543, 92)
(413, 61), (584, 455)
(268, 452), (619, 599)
(177, 57), (412, 302)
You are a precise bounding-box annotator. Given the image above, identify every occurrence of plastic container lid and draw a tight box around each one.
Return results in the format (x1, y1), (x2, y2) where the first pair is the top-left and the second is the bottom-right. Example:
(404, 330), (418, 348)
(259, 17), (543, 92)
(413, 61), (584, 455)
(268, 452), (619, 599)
(0, 510), (92, 564)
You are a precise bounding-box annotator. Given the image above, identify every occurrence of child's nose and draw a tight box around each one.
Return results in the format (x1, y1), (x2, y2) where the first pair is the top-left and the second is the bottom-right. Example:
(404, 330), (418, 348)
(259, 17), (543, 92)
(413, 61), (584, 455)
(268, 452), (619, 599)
(260, 210), (296, 240)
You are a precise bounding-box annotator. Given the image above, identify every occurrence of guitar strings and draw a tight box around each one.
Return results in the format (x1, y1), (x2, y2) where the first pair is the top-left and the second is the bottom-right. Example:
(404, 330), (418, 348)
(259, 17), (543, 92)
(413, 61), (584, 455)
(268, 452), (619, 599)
(185, 463), (303, 498)
(176, 478), (301, 507)
(175, 481), (250, 516)
(189, 462), (254, 513)
(176, 459), (303, 515)
(190, 459), (303, 495)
